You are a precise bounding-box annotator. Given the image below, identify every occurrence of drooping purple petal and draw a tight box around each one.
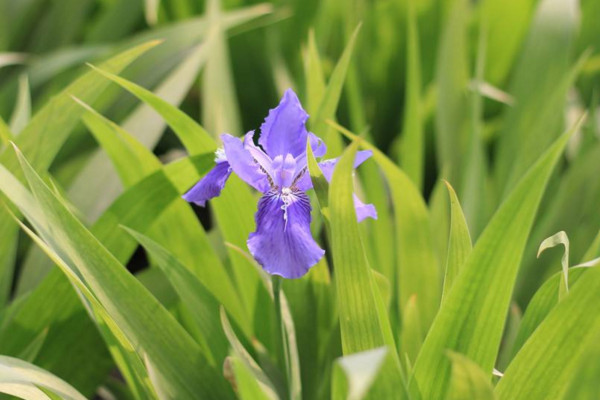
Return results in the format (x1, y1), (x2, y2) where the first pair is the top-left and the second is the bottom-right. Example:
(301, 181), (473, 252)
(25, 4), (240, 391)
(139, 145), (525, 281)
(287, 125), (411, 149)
(354, 194), (378, 222)
(297, 149), (374, 191)
(221, 133), (271, 193)
(318, 150), (373, 181)
(308, 132), (327, 157)
(259, 89), (309, 158)
(302, 150), (377, 221)
(182, 160), (232, 206)
(247, 191), (324, 279)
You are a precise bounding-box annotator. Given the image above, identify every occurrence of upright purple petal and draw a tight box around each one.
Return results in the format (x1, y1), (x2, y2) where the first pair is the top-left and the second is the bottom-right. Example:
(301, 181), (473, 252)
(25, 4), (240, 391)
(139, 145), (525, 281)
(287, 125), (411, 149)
(182, 161), (232, 206)
(248, 191), (324, 279)
(243, 131), (274, 179)
(289, 165), (311, 192)
(271, 154), (297, 188)
(221, 133), (271, 193)
(259, 89), (309, 158)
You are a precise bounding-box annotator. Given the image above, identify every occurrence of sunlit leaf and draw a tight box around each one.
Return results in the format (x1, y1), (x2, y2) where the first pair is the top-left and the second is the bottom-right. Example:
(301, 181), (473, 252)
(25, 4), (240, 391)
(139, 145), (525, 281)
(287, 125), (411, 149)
(411, 119), (579, 400)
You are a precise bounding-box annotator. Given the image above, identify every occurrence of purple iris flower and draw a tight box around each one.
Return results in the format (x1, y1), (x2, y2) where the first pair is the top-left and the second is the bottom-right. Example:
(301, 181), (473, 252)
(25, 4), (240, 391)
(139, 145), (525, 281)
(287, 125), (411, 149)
(183, 89), (376, 279)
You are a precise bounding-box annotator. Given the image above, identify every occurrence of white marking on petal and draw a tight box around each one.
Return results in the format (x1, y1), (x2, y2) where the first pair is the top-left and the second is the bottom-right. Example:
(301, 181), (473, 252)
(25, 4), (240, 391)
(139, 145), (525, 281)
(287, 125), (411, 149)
(214, 148), (227, 162)
(280, 187), (295, 231)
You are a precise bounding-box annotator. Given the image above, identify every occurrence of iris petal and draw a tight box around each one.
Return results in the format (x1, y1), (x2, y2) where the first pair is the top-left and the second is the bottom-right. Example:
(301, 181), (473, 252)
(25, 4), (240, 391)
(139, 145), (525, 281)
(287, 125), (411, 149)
(247, 191), (324, 279)
(243, 131), (274, 179)
(300, 150), (377, 221)
(354, 194), (378, 222)
(272, 153), (297, 188)
(318, 150), (373, 181)
(182, 161), (232, 206)
(259, 89), (309, 158)
(308, 132), (327, 157)
(221, 133), (271, 193)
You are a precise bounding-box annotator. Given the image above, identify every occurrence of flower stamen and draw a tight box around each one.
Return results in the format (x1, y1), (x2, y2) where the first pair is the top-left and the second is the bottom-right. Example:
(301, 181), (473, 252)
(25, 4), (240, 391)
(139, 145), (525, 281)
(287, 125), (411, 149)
(280, 187), (295, 231)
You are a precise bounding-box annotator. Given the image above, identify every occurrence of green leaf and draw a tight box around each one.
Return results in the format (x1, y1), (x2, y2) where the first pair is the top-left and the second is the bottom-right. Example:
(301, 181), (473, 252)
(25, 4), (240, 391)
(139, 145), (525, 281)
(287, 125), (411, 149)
(358, 156), (395, 282)
(329, 141), (386, 353)
(73, 97), (248, 334)
(559, 334), (600, 400)
(0, 40), (159, 306)
(279, 286), (303, 400)
(1, 146), (233, 399)
(537, 231), (570, 298)
(210, 178), (262, 333)
(435, 0), (470, 185)
(123, 227), (229, 366)
(0, 53), (27, 69)
(330, 121), (441, 331)
(0, 116), (13, 148)
(410, 119), (579, 400)
(428, 174), (451, 265)
(76, 97), (161, 186)
(0, 40), (160, 179)
(509, 267), (586, 361)
(66, 9), (271, 221)
(283, 261), (334, 400)
(581, 230), (600, 262)
(517, 141), (600, 304)
(332, 347), (388, 400)
(0, 268), (113, 397)
(481, 0), (536, 85)
(495, 266), (600, 399)
(15, 42), (214, 295)
(220, 308), (280, 399)
(68, 97), (248, 338)
(86, 63), (216, 154)
(85, 0), (144, 43)
(17, 327), (49, 363)
(0, 207), (18, 308)
(230, 357), (274, 400)
(441, 181), (472, 303)
(202, 0), (242, 136)
(329, 141), (407, 399)
(144, 0), (160, 26)
(495, 0), (580, 195)
(311, 24), (361, 157)
(400, 295), (423, 367)
(0, 383), (52, 400)
(89, 53), (262, 328)
(9, 74), (31, 135)
(6, 174), (165, 399)
(400, 0), (424, 190)
(0, 355), (86, 400)
(460, 20), (488, 238)
(303, 29), (326, 118)
(306, 137), (330, 222)
(446, 352), (495, 400)
(495, 302), (522, 371)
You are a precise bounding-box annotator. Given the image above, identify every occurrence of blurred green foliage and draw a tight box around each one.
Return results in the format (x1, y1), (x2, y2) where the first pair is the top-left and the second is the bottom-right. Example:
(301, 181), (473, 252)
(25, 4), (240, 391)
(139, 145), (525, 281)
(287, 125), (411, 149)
(0, 0), (600, 399)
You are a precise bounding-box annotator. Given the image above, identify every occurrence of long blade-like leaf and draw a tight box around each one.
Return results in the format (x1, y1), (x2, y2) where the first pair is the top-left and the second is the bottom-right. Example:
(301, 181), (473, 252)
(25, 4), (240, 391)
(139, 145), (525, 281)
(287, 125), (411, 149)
(2, 146), (233, 399)
(410, 118), (580, 400)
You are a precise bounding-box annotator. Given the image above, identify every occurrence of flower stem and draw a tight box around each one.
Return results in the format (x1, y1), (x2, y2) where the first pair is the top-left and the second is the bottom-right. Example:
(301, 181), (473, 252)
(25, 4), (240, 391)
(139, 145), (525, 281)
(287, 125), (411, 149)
(272, 276), (292, 399)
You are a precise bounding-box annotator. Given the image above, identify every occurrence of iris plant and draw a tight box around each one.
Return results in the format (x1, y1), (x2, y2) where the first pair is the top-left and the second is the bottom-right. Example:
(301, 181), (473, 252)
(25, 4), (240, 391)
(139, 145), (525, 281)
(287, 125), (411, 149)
(183, 89), (376, 278)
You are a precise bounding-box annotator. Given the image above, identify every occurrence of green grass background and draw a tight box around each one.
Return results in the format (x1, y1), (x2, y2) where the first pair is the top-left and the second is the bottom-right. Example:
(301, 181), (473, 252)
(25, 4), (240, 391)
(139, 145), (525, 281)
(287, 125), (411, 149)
(0, 0), (599, 399)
